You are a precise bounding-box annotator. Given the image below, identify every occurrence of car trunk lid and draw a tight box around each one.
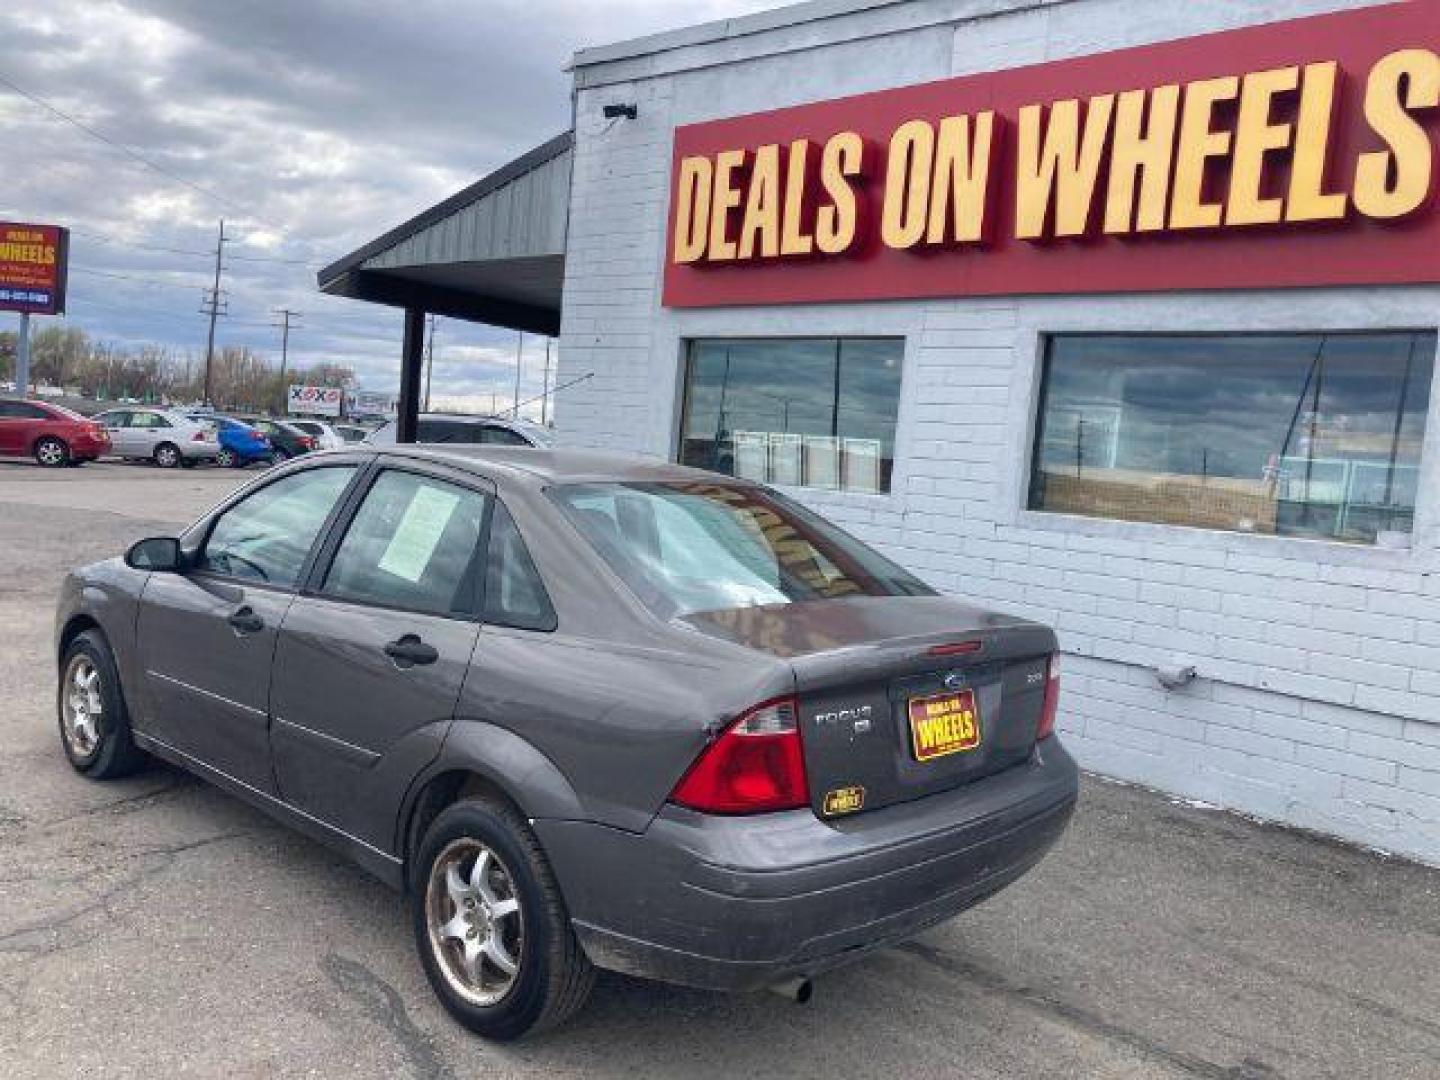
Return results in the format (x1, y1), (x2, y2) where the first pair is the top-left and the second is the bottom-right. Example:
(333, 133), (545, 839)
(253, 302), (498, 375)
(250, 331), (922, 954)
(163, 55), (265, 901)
(678, 597), (1056, 818)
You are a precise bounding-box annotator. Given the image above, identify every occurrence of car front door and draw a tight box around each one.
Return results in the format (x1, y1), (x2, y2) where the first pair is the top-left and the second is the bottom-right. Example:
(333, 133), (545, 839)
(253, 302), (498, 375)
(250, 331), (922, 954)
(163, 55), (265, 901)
(92, 410), (132, 455)
(134, 462), (362, 792)
(268, 466), (488, 847)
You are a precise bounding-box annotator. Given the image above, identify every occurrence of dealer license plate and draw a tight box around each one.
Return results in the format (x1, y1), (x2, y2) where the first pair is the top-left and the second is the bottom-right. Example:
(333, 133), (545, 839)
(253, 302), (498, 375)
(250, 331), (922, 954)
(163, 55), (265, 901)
(908, 690), (982, 763)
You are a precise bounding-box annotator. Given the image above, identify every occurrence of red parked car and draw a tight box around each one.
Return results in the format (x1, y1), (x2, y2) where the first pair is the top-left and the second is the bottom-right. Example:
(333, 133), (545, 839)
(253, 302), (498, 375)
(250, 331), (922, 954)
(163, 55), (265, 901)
(0, 398), (111, 467)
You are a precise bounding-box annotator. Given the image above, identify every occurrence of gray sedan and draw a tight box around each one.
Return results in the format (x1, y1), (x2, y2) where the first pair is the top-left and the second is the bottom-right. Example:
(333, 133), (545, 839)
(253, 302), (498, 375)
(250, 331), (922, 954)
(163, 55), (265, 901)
(54, 446), (1077, 1039)
(91, 407), (219, 467)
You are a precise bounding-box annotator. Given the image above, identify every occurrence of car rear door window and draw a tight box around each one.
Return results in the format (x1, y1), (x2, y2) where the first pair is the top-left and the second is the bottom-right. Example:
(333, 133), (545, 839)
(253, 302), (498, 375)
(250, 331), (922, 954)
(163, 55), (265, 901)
(480, 426), (529, 446)
(321, 470), (490, 617)
(482, 501), (556, 631)
(198, 465), (359, 588)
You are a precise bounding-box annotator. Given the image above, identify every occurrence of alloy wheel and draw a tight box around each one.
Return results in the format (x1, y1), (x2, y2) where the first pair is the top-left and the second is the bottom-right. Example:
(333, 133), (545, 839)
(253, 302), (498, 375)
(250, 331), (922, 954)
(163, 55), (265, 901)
(36, 439), (66, 467)
(425, 838), (525, 1007)
(155, 444), (180, 468)
(61, 654), (104, 757)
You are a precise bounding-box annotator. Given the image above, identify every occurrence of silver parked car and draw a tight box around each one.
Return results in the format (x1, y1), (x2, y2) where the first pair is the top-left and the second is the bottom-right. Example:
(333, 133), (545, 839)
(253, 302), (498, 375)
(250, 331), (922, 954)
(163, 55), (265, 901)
(54, 446), (1076, 1039)
(365, 413), (554, 448)
(91, 407), (219, 468)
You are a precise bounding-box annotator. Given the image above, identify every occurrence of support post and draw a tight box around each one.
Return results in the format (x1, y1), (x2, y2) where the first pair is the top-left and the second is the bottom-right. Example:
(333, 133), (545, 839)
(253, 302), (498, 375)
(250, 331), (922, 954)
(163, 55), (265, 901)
(15, 312), (31, 398)
(397, 307), (425, 444)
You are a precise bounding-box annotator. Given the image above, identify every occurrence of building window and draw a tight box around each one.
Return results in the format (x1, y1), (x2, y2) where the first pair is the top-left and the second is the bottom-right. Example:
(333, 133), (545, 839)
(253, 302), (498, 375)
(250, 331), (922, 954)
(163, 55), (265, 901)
(679, 338), (904, 493)
(1030, 333), (1435, 545)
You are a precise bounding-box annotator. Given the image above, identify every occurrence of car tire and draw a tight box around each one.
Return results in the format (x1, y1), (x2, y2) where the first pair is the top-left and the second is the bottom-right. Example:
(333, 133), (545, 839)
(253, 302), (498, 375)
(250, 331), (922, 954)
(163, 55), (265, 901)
(58, 630), (147, 779)
(34, 437), (70, 468)
(271, 448), (291, 463)
(153, 442), (181, 469)
(215, 447), (238, 468)
(411, 797), (594, 1041)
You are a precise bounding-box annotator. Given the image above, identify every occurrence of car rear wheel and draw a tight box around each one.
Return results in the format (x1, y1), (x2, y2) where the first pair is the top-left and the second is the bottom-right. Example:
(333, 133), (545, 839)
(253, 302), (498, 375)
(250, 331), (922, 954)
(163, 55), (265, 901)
(58, 630), (147, 779)
(412, 797), (593, 1040)
(153, 442), (181, 468)
(34, 437), (69, 468)
(216, 447), (239, 468)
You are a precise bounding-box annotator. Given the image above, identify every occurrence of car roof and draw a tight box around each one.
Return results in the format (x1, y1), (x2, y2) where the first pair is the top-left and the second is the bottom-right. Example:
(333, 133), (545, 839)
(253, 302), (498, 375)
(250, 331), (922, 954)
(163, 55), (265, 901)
(370, 445), (739, 489)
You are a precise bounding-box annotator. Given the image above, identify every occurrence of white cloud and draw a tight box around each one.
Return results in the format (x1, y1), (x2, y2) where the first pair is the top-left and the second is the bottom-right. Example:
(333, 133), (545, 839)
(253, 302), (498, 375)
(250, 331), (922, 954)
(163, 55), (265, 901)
(0, 0), (777, 410)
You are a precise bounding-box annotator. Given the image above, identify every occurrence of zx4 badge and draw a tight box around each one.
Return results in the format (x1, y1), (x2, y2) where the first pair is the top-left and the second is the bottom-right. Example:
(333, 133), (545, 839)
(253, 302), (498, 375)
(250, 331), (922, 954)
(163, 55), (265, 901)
(823, 785), (866, 817)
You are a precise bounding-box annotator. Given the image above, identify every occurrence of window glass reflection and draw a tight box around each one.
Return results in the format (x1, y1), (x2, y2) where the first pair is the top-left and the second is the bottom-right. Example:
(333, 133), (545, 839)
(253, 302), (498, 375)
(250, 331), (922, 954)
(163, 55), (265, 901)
(1030, 333), (1435, 544)
(680, 338), (904, 494)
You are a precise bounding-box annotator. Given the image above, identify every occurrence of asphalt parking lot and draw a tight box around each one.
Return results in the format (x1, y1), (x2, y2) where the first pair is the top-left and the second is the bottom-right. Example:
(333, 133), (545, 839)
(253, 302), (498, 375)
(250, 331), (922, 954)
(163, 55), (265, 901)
(1, 460), (1438, 1079)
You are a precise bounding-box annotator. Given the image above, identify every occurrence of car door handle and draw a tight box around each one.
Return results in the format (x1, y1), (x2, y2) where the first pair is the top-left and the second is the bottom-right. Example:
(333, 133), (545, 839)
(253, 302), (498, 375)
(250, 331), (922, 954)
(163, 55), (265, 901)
(227, 606), (265, 635)
(384, 634), (439, 668)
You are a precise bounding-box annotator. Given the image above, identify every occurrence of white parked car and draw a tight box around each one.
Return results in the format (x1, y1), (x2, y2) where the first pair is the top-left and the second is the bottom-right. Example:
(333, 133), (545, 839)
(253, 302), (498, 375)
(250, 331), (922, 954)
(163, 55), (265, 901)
(91, 408), (220, 468)
(287, 419), (346, 450)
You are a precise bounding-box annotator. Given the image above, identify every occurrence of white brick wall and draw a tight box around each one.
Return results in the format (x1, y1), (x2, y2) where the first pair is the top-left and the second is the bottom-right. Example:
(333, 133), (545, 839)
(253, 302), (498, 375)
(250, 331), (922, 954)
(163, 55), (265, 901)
(556, 0), (1440, 864)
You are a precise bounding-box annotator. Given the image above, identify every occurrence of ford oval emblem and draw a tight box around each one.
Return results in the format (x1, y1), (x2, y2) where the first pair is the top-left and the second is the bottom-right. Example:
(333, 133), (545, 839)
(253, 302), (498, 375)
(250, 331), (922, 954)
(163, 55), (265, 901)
(943, 671), (966, 690)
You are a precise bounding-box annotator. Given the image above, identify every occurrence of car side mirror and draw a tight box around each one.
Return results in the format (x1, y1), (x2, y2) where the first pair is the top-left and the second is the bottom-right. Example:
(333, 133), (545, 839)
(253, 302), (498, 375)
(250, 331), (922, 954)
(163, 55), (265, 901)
(125, 536), (183, 572)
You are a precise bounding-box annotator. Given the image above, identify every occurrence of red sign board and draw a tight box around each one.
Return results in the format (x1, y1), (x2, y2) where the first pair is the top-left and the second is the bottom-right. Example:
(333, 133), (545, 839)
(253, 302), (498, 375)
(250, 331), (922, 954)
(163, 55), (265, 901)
(0, 222), (68, 315)
(663, 1), (1440, 309)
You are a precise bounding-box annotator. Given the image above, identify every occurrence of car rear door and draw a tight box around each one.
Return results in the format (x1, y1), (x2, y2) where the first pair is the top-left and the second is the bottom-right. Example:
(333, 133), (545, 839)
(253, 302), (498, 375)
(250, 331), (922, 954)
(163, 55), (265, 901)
(134, 462), (363, 792)
(0, 400), (27, 455)
(268, 464), (488, 847)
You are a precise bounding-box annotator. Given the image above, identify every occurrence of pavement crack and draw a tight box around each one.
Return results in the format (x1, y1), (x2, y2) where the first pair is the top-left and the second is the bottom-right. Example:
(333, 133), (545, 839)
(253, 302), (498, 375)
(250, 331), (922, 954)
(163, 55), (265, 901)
(894, 940), (1273, 1080)
(320, 952), (454, 1080)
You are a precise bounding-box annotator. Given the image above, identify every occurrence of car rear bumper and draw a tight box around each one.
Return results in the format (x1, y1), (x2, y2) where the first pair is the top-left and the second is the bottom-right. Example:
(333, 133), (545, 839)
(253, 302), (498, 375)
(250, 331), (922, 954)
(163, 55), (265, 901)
(180, 440), (220, 459)
(534, 738), (1078, 992)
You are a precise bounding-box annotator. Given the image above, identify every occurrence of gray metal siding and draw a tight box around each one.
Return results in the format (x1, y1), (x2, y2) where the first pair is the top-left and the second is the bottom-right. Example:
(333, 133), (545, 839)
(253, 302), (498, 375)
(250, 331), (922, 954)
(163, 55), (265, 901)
(365, 148), (571, 271)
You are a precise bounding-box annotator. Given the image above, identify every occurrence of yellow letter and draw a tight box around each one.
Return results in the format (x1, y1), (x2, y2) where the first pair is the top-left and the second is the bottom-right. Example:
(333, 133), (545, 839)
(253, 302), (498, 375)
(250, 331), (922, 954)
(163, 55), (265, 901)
(1228, 66), (1300, 226)
(1355, 48), (1440, 220)
(1104, 85), (1180, 234)
(738, 144), (781, 259)
(1170, 76), (1240, 230)
(927, 112), (996, 244)
(1288, 61), (1349, 222)
(816, 131), (863, 254)
(1016, 95), (1116, 240)
(708, 149), (746, 261)
(781, 139), (815, 256)
(882, 120), (935, 249)
(672, 156), (712, 263)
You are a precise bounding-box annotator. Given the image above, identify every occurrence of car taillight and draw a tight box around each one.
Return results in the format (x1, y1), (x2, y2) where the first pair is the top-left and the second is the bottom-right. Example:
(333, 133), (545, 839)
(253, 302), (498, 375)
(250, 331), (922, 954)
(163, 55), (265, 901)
(191, 430), (208, 442)
(299, 435), (316, 449)
(670, 697), (808, 815)
(1036, 655), (1061, 742)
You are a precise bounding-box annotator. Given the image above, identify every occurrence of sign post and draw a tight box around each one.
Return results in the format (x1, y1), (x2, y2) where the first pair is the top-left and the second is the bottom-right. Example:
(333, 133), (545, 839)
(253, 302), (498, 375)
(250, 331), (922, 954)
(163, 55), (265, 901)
(1, 222), (69, 399)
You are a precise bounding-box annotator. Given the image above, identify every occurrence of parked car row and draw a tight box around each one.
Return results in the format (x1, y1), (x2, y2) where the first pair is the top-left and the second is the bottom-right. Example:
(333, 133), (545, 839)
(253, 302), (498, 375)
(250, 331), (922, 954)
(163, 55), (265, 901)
(1, 398), (550, 469)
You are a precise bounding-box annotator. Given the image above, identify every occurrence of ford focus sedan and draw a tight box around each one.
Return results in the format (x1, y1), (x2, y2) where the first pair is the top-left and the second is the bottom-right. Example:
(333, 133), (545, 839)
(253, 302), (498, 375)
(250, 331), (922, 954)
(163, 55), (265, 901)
(54, 446), (1077, 1039)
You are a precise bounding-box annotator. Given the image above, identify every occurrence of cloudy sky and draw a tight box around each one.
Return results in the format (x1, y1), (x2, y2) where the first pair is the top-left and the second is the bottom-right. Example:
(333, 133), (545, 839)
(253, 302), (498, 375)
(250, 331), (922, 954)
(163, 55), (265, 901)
(0, 0), (774, 414)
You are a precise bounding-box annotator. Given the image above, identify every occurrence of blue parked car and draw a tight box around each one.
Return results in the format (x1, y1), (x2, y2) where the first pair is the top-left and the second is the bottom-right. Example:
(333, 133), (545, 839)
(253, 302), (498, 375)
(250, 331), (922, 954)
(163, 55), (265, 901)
(186, 414), (272, 468)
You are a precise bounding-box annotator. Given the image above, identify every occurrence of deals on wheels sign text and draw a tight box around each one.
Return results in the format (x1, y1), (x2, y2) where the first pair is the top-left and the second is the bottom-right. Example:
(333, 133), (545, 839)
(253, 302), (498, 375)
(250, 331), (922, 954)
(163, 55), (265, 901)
(0, 222), (68, 315)
(288, 385), (343, 417)
(664, 1), (1440, 308)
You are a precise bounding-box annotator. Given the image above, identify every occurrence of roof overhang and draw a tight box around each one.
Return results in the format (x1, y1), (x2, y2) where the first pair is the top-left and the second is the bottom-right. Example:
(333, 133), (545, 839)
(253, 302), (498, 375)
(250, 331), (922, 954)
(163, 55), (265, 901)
(318, 131), (573, 336)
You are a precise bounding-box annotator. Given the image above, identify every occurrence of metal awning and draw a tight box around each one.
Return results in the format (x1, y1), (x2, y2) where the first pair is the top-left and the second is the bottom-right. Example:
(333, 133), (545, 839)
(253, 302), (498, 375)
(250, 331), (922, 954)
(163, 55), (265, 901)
(318, 131), (572, 336)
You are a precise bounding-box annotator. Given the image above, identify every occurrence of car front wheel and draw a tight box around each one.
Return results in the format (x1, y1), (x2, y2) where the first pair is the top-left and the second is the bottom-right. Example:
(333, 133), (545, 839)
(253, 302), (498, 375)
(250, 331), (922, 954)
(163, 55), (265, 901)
(34, 437), (70, 467)
(412, 797), (593, 1040)
(58, 630), (147, 779)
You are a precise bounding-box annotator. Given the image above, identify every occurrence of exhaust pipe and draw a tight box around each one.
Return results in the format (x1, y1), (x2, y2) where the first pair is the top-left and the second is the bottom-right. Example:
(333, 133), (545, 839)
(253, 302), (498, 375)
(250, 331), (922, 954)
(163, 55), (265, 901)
(768, 976), (814, 1004)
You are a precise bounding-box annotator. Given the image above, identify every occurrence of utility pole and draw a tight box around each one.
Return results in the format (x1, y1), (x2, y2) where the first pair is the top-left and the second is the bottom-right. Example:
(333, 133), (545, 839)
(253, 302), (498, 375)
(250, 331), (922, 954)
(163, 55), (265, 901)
(513, 331), (524, 418)
(541, 337), (552, 425)
(200, 219), (229, 406)
(272, 307), (302, 415)
(423, 314), (437, 412)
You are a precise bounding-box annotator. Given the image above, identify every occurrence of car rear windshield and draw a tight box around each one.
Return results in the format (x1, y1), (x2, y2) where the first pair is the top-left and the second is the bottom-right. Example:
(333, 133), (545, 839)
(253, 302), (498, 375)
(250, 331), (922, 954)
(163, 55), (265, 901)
(551, 481), (933, 618)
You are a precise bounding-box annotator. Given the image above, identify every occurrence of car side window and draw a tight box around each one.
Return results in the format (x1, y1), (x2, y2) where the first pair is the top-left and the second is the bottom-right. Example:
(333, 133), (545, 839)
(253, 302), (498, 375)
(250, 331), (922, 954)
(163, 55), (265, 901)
(7, 401), (50, 420)
(322, 470), (490, 617)
(97, 411), (130, 428)
(481, 426), (528, 446)
(483, 501), (556, 632)
(199, 465), (359, 587)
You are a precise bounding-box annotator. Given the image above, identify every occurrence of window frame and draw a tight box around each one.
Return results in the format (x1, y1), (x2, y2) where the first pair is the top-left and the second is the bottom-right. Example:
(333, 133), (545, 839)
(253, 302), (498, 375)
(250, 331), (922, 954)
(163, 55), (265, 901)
(305, 463), (497, 623)
(1023, 329), (1438, 548)
(184, 458), (370, 595)
(675, 335), (907, 496)
(480, 498), (559, 632)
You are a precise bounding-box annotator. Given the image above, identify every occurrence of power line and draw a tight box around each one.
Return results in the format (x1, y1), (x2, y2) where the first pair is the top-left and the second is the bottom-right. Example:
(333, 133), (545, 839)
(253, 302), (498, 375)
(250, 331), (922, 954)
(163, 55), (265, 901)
(70, 266), (209, 291)
(0, 70), (261, 222)
(69, 227), (318, 267)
